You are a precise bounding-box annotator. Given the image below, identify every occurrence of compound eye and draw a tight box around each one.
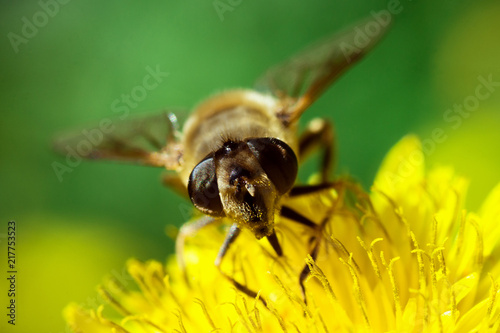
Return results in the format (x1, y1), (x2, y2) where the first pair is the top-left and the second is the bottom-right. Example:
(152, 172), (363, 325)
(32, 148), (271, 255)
(247, 138), (298, 195)
(188, 154), (225, 217)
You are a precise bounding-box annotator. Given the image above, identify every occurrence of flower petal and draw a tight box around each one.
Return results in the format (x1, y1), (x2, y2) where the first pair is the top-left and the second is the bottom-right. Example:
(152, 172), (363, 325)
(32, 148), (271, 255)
(373, 135), (424, 195)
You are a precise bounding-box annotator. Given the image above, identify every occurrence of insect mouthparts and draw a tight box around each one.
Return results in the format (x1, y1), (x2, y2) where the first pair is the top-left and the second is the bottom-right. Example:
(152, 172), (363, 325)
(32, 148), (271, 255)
(245, 183), (256, 197)
(256, 226), (268, 236)
(229, 167), (251, 186)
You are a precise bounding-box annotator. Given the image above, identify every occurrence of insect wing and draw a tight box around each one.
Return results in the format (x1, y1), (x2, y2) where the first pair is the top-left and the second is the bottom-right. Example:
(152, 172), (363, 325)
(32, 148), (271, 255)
(256, 17), (390, 124)
(53, 111), (185, 169)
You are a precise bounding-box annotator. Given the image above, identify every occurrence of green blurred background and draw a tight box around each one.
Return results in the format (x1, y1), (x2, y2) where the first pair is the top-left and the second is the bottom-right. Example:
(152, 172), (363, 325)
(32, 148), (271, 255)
(1, 0), (499, 332)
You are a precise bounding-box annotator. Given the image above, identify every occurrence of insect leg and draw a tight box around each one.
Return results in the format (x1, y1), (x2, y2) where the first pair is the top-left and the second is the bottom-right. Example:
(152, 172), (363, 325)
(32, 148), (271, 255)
(266, 229), (283, 257)
(280, 206), (317, 228)
(298, 118), (334, 182)
(298, 212), (331, 303)
(214, 223), (241, 267)
(214, 224), (268, 305)
(288, 182), (339, 197)
(280, 205), (329, 302)
(298, 235), (321, 302)
(176, 215), (219, 283)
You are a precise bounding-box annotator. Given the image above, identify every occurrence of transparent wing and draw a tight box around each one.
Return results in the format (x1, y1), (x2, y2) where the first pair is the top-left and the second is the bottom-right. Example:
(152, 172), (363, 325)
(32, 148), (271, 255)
(53, 111), (186, 169)
(256, 17), (390, 125)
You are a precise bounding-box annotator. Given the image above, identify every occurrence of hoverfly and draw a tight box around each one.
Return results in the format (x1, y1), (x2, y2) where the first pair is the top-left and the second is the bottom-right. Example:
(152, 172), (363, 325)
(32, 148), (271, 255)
(54, 17), (388, 300)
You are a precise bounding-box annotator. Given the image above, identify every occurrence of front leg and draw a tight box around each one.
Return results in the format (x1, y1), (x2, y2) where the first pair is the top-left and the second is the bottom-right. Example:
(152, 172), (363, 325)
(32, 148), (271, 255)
(214, 223), (241, 267)
(215, 224), (260, 300)
(215, 224), (282, 305)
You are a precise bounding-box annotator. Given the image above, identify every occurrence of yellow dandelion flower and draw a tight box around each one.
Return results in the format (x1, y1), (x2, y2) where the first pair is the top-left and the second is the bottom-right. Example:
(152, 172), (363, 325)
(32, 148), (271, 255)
(64, 135), (500, 332)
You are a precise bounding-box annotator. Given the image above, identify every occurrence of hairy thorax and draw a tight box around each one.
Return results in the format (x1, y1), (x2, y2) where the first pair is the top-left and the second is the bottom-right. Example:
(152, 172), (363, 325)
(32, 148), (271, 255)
(179, 89), (298, 185)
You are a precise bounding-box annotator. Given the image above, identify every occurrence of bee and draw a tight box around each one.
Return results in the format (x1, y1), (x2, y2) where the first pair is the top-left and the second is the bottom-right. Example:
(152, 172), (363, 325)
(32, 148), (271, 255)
(54, 17), (388, 299)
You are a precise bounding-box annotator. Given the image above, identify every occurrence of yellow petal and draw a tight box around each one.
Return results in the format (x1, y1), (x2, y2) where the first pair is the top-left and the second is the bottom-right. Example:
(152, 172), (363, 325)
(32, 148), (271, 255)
(373, 134), (424, 195)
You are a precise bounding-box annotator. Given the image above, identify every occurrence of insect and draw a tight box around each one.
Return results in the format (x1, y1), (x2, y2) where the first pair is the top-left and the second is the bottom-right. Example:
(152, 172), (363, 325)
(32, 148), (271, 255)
(54, 17), (388, 300)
